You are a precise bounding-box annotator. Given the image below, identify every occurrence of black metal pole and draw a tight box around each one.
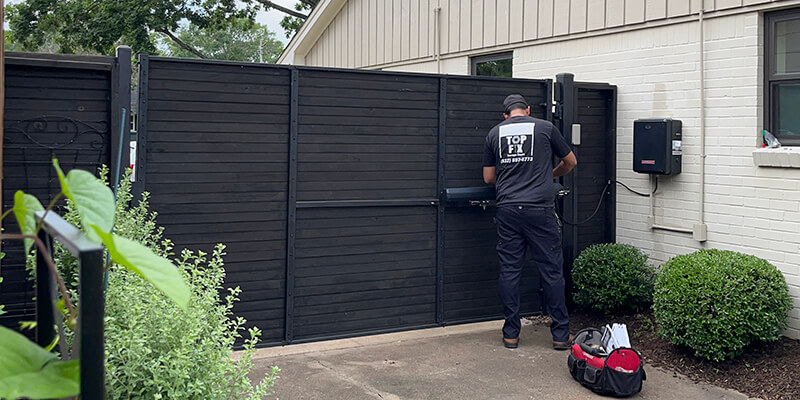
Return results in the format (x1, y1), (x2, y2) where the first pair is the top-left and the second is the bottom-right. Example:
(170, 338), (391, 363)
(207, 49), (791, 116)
(132, 55), (149, 199)
(436, 77), (447, 325)
(284, 68), (299, 344)
(34, 230), (56, 348)
(555, 73), (577, 308)
(79, 248), (105, 399)
(114, 46), (132, 181)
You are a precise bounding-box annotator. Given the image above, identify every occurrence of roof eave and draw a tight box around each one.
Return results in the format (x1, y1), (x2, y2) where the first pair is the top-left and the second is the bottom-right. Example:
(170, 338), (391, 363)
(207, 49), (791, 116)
(277, 0), (348, 65)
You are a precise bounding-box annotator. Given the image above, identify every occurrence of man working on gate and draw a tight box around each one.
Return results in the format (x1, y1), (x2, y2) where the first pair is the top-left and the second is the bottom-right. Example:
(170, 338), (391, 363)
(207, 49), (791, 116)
(482, 94), (577, 350)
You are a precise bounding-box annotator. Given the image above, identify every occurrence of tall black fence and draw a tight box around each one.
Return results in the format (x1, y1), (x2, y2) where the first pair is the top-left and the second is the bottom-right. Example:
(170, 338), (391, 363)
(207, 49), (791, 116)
(135, 57), (551, 345)
(2, 53), (615, 346)
(1, 50), (131, 329)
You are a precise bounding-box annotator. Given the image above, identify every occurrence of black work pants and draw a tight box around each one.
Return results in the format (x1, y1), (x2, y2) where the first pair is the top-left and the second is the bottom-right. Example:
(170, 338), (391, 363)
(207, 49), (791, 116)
(495, 204), (569, 342)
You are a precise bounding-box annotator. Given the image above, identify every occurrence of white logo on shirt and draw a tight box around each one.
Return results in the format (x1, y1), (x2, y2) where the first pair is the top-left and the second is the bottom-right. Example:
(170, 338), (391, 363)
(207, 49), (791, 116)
(499, 123), (535, 164)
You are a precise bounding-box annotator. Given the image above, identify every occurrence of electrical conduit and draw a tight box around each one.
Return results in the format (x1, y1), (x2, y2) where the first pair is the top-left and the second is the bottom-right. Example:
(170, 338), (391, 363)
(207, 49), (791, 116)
(649, 6), (707, 241)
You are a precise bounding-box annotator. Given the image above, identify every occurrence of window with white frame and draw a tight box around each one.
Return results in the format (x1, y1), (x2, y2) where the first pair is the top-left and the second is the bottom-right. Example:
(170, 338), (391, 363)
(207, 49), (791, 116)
(765, 8), (800, 146)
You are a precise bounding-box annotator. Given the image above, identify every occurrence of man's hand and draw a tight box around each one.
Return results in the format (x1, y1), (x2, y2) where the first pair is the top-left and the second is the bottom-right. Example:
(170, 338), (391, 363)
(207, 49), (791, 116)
(483, 166), (497, 185)
(553, 152), (577, 178)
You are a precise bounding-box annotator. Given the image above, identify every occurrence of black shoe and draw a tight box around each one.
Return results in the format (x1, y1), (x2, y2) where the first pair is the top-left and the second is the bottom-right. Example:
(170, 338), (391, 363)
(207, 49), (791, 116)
(503, 337), (519, 349)
(552, 335), (574, 351)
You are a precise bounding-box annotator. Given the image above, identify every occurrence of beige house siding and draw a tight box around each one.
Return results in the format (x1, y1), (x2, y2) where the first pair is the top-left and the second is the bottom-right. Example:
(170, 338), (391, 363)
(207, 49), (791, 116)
(301, 0), (783, 69)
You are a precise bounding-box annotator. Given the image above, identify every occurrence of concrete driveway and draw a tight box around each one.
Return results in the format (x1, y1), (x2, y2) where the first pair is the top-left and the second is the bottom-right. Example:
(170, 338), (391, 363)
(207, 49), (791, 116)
(246, 320), (752, 400)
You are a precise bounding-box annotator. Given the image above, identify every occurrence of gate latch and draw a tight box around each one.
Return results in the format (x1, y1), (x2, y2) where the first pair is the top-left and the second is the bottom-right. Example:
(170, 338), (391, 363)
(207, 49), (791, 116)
(469, 200), (492, 210)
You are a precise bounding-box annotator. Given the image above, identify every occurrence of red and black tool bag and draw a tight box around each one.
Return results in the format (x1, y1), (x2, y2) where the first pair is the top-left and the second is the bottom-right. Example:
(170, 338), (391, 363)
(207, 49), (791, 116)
(567, 328), (646, 397)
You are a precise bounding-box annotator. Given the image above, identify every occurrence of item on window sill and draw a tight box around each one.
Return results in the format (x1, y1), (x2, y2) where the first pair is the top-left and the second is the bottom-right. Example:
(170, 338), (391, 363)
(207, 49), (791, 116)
(762, 129), (781, 148)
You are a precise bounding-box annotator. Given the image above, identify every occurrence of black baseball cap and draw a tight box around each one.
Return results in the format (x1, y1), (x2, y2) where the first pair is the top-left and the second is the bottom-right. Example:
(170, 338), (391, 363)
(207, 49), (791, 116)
(503, 94), (528, 114)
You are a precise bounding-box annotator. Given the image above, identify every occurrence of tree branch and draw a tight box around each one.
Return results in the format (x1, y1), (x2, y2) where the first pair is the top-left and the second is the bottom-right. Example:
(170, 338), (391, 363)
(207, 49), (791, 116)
(298, 0), (317, 7)
(158, 29), (207, 59)
(256, 0), (309, 19)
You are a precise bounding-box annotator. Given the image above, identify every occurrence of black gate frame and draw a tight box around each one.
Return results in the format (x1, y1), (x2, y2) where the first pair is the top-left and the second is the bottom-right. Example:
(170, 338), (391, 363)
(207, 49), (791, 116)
(554, 73), (618, 302)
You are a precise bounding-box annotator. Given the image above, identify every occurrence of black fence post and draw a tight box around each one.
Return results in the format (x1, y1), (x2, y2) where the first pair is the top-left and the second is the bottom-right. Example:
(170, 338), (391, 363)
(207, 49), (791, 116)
(111, 46), (132, 184)
(133, 55), (149, 199)
(35, 211), (106, 398)
(34, 230), (56, 348)
(79, 247), (105, 399)
(555, 73), (580, 310)
(284, 68), (299, 344)
(436, 77), (447, 325)
(545, 79), (554, 121)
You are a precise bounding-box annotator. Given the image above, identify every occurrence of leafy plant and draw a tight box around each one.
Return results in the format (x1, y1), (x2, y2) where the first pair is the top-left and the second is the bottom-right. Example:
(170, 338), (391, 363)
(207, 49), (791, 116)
(59, 169), (279, 399)
(0, 160), (192, 399)
(653, 249), (792, 362)
(280, 0), (319, 38)
(0, 327), (79, 399)
(572, 243), (655, 313)
(6, 0), (259, 56)
(163, 18), (284, 62)
(104, 246), (278, 399)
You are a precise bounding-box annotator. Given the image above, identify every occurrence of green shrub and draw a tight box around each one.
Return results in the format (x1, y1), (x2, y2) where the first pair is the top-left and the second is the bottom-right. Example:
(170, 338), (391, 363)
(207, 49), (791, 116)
(55, 170), (279, 399)
(653, 249), (792, 362)
(572, 243), (654, 313)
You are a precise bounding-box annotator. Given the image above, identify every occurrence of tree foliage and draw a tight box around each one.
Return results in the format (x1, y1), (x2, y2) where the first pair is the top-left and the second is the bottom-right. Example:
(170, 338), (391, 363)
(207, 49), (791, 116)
(6, 0), (259, 56)
(280, 0), (319, 38)
(164, 19), (283, 63)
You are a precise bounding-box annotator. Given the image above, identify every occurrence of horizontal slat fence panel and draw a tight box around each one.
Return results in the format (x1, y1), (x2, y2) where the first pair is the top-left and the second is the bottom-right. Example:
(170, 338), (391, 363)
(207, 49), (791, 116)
(296, 69), (439, 202)
(574, 87), (615, 253)
(1, 53), (117, 331)
(293, 207), (437, 339)
(138, 58), (290, 343)
(441, 77), (549, 321)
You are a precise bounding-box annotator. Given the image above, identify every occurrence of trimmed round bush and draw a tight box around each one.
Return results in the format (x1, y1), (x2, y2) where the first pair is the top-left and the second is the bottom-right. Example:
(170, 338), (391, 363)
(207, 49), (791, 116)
(653, 249), (792, 362)
(572, 243), (654, 313)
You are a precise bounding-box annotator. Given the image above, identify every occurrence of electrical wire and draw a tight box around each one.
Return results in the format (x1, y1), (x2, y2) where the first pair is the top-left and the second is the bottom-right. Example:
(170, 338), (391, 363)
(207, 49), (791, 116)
(615, 178), (656, 197)
(556, 178), (657, 226)
(557, 180), (611, 226)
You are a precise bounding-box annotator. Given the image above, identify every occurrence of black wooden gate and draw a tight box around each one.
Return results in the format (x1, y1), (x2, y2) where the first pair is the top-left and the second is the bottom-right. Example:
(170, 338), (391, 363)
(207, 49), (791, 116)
(554, 73), (618, 301)
(441, 76), (550, 324)
(1, 50), (131, 329)
(135, 57), (557, 345)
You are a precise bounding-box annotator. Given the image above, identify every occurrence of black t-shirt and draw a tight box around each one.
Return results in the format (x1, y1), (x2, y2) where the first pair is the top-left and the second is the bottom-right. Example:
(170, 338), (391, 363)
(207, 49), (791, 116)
(482, 115), (571, 207)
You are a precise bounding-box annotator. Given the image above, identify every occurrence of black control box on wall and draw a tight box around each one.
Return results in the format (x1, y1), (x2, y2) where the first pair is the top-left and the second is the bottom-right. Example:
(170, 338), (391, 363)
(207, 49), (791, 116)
(633, 119), (682, 175)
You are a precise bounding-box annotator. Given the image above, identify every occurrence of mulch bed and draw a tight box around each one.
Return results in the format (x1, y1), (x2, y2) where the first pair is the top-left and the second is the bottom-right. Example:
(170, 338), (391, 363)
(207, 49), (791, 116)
(560, 310), (800, 400)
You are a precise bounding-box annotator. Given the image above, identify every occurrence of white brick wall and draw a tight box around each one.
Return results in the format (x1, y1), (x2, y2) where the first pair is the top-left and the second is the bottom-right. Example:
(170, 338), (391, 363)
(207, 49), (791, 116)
(514, 12), (800, 338)
(390, 12), (800, 338)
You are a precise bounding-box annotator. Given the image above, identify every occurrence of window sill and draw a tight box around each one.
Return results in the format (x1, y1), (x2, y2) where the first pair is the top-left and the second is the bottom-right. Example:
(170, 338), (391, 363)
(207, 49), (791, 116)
(752, 147), (800, 168)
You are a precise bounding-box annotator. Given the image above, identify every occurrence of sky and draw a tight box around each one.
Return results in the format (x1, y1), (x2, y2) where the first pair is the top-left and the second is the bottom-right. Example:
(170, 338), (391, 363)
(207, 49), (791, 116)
(3, 0), (298, 44)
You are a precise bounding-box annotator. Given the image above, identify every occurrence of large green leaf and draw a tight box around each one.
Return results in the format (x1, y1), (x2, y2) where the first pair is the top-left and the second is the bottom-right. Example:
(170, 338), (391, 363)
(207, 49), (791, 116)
(92, 227), (190, 310)
(53, 159), (114, 243)
(0, 326), (80, 399)
(12, 190), (45, 253)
